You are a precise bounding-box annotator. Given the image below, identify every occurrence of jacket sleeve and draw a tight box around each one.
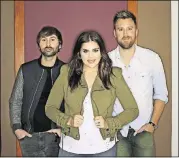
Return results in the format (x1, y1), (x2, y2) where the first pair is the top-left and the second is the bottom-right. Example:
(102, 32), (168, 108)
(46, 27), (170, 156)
(45, 65), (71, 129)
(106, 67), (139, 131)
(9, 66), (23, 132)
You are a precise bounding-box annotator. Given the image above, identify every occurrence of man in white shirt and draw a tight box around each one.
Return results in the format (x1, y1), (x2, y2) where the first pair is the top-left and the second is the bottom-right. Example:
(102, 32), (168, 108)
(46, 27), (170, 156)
(108, 10), (168, 156)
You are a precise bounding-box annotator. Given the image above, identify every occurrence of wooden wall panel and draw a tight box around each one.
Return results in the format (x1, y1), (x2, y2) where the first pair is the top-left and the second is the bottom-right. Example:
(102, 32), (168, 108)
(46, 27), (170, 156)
(15, 1), (24, 157)
(128, 0), (138, 43)
(128, 0), (138, 19)
(14, 1), (137, 156)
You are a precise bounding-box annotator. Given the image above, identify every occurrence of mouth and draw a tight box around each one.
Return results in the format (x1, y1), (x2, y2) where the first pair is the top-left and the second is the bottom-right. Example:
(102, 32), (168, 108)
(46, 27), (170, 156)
(122, 36), (131, 40)
(87, 59), (96, 64)
(123, 38), (130, 41)
(45, 48), (53, 51)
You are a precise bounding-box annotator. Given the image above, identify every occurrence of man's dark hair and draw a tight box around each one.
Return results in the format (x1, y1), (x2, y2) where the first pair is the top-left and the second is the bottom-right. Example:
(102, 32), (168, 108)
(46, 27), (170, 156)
(113, 10), (137, 28)
(36, 26), (63, 46)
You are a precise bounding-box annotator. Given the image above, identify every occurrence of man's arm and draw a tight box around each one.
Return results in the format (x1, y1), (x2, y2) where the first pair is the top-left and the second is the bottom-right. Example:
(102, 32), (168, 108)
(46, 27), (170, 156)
(136, 54), (168, 134)
(9, 66), (23, 132)
(151, 54), (168, 126)
(151, 99), (165, 126)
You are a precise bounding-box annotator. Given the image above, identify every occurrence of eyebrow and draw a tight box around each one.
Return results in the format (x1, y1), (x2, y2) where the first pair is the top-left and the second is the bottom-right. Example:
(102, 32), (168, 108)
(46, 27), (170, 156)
(82, 48), (100, 50)
(50, 36), (57, 38)
(116, 25), (134, 28)
(41, 35), (57, 39)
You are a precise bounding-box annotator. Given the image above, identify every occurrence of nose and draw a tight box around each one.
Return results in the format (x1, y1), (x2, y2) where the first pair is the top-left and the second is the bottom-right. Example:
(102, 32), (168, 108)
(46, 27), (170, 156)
(46, 40), (51, 47)
(88, 51), (93, 58)
(123, 29), (128, 36)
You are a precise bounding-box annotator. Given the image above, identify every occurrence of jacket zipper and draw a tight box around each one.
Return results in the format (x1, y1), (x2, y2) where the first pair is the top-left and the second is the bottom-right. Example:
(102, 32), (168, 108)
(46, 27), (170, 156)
(28, 69), (45, 133)
(51, 69), (53, 85)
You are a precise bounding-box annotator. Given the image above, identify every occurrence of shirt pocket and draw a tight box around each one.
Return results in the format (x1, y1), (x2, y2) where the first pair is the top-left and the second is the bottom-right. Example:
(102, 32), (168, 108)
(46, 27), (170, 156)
(134, 71), (152, 95)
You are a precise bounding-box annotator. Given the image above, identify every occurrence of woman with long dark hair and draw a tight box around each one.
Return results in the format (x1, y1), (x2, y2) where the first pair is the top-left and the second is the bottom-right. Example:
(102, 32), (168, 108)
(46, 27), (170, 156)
(45, 30), (139, 157)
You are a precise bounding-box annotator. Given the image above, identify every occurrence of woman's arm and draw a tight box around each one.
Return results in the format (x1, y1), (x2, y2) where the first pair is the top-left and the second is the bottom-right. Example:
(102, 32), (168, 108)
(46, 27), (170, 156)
(45, 64), (70, 129)
(106, 67), (139, 131)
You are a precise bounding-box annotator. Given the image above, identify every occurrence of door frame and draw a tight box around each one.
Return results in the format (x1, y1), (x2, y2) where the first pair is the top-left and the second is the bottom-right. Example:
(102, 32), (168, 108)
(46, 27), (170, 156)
(14, 1), (138, 156)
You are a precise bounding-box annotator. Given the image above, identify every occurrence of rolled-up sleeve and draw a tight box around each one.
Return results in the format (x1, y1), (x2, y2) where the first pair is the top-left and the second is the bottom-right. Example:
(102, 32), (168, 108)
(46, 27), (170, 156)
(152, 54), (168, 104)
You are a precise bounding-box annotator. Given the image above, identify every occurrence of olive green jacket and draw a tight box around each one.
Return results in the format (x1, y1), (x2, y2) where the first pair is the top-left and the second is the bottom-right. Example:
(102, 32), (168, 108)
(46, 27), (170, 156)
(45, 64), (139, 141)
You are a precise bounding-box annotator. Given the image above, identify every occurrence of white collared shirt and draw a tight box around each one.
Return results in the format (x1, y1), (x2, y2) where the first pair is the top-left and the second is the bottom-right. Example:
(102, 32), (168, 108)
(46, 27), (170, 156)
(108, 45), (168, 137)
(59, 88), (115, 154)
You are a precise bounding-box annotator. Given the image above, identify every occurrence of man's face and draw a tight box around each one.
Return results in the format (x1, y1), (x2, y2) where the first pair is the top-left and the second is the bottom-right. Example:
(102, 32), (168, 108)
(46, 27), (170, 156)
(39, 34), (60, 57)
(114, 18), (138, 49)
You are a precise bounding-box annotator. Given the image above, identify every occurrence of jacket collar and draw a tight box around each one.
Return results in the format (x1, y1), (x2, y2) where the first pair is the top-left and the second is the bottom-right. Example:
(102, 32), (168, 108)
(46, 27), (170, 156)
(79, 73), (106, 91)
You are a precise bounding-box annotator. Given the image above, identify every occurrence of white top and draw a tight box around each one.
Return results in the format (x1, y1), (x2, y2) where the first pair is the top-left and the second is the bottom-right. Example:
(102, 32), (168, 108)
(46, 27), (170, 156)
(59, 88), (115, 154)
(108, 45), (168, 137)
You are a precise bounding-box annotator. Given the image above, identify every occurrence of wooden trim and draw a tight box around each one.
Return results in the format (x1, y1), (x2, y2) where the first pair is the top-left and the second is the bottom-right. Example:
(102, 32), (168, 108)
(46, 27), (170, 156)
(127, 0), (138, 43)
(127, 0), (138, 19)
(15, 1), (24, 73)
(15, 1), (24, 157)
(13, 1), (138, 156)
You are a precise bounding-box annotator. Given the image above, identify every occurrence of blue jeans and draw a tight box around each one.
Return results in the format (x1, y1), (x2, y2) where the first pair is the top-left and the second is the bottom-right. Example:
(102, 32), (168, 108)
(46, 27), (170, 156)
(58, 144), (116, 157)
(117, 128), (155, 156)
(19, 132), (60, 156)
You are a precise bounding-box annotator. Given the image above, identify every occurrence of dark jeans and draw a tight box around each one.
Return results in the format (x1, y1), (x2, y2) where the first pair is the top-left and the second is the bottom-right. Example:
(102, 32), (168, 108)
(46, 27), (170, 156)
(19, 132), (60, 157)
(116, 127), (155, 157)
(58, 144), (116, 157)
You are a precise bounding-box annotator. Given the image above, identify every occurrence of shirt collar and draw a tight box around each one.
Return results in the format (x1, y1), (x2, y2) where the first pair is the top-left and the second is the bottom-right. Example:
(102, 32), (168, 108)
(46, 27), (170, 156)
(115, 44), (140, 60)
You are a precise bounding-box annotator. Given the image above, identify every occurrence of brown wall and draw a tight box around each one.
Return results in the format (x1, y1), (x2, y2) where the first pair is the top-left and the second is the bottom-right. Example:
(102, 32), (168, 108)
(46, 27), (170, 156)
(1, 1), (16, 156)
(138, 1), (171, 156)
(0, 1), (172, 156)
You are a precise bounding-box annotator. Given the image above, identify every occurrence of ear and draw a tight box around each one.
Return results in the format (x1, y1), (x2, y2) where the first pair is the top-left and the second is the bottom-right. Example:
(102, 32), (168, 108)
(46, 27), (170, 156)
(136, 29), (139, 37)
(59, 44), (62, 49)
(77, 52), (81, 59)
(113, 29), (117, 38)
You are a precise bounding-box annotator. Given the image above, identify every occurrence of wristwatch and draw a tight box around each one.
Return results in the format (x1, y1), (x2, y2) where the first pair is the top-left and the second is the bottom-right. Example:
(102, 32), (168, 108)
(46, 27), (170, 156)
(149, 121), (158, 129)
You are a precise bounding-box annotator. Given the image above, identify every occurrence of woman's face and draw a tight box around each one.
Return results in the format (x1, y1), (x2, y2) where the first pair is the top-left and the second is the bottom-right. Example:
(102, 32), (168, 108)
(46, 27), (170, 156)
(80, 41), (101, 70)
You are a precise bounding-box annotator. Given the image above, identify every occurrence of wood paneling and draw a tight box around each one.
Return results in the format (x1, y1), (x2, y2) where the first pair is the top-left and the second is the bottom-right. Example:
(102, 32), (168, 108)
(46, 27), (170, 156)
(15, 1), (24, 157)
(14, 1), (137, 156)
(15, 1), (24, 73)
(128, 0), (138, 19)
(128, 0), (138, 43)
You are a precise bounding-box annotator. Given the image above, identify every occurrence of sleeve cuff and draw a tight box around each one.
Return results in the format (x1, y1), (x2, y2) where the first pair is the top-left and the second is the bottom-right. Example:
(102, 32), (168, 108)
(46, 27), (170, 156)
(153, 95), (168, 104)
(12, 123), (22, 132)
(105, 117), (119, 137)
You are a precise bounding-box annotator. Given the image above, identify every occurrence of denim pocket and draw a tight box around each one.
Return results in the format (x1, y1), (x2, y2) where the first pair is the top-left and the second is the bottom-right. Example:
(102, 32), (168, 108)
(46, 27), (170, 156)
(135, 131), (154, 147)
(117, 131), (124, 141)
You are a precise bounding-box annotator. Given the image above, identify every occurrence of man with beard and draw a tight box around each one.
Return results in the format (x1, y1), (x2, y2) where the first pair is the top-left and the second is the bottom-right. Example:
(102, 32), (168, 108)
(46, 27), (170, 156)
(9, 26), (65, 156)
(108, 10), (168, 156)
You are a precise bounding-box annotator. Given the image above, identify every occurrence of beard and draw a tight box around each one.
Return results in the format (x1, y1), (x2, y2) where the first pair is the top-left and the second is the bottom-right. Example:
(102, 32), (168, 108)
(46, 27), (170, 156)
(40, 47), (59, 57)
(118, 36), (136, 49)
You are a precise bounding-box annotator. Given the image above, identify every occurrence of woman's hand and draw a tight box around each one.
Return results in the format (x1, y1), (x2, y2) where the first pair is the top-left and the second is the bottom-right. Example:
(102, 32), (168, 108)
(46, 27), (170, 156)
(94, 116), (108, 129)
(67, 115), (84, 127)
